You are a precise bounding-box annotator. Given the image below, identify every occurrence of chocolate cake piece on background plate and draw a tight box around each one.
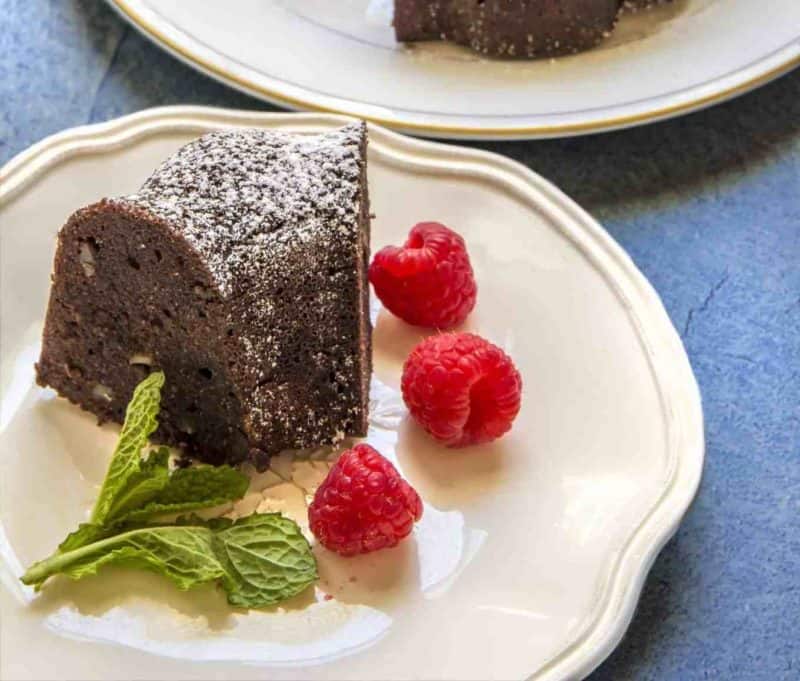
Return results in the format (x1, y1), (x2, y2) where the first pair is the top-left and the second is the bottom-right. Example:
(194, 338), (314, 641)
(394, 1), (666, 58)
(36, 123), (372, 469)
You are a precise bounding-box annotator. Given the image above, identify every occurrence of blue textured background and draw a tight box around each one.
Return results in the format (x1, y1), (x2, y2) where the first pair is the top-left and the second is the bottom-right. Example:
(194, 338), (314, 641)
(1, 1), (798, 679)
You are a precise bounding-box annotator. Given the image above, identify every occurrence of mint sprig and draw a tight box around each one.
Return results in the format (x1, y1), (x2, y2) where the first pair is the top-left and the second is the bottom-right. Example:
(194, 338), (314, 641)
(21, 372), (317, 608)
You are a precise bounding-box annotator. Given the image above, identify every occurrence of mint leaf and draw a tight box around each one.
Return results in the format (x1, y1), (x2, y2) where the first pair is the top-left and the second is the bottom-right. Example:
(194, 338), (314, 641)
(121, 464), (249, 522)
(212, 514), (317, 608)
(58, 523), (109, 553)
(22, 515), (318, 608)
(22, 525), (223, 591)
(105, 447), (171, 521)
(91, 371), (165, 525)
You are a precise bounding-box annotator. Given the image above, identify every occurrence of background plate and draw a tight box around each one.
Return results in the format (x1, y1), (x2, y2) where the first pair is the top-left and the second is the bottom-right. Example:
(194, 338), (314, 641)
(0, 108), (703, 680)
(106, 0), (800, 139)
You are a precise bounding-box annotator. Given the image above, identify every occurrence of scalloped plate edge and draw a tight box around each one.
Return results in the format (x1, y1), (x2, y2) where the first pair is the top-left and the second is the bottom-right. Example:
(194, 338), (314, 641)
(0, 107), (704, 680)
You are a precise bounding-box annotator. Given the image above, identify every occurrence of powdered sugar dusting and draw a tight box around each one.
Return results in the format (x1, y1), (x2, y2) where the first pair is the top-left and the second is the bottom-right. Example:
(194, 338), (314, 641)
(125, 124), (364, 297)
(117, 123), (371, 460)
(395, 0), (628, 57)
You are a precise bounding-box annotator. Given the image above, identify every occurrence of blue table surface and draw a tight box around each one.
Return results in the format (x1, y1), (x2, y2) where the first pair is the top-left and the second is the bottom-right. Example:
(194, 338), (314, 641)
(1, 1), (798, 679)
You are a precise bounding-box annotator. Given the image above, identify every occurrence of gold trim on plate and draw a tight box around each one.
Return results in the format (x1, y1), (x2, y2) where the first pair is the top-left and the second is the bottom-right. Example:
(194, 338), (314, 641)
(110, 0), (800, 138)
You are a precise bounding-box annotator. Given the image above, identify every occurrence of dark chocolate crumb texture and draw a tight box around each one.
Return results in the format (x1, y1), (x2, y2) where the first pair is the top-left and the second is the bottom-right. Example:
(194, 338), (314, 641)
(393, 1), (667, 58)
(37, 123), (372, 468)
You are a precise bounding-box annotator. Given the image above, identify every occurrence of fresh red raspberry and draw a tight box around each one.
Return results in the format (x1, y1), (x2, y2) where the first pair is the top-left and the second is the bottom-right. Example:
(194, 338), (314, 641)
(402, 333), (522, 447)
(369, 222), (477, 329)
(309, 444), (423, 556)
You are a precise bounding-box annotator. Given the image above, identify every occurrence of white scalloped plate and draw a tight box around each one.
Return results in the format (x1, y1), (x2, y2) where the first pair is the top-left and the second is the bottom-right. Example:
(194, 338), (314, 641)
(0, 108), (703, 681)
(106, 0), (800, 139)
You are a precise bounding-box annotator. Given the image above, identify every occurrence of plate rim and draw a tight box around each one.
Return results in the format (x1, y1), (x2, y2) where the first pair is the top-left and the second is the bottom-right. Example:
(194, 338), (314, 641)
(105, 0), (800, 140)
(0, 106), (704, 680)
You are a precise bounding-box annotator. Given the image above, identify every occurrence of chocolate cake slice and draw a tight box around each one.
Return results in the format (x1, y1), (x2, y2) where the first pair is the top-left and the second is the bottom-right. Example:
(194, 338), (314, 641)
(36, 123), (372, 468)
(394, 0), (622, 58)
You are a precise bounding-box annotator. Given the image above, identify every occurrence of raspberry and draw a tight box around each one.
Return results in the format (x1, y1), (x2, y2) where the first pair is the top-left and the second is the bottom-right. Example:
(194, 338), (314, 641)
(309, 444), (423, 556)
(402, 333), (522, 447)
(369, 222), (477, 329)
